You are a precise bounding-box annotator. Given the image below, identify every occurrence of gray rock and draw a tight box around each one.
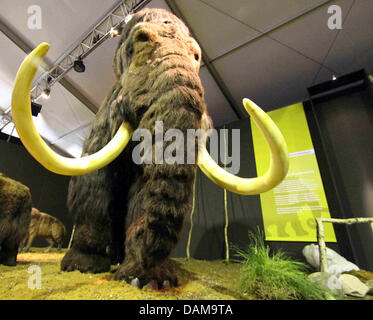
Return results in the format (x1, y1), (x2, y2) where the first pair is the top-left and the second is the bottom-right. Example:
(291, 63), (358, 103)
(366, 280), (373, 295)
(303, 244), (359, 275)
(130, 278), (141, 289)
(339, 274), (370, 298)
(308, 272), (344, 298)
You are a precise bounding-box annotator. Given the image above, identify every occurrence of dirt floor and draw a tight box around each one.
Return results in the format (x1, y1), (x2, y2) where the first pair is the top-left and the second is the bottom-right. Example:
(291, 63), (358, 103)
(0, 248), (252, 300)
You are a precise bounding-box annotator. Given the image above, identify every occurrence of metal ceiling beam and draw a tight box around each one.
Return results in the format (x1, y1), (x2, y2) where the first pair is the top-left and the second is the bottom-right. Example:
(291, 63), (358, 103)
(0, 18), (99, 114)
(165, 0), (245, 119)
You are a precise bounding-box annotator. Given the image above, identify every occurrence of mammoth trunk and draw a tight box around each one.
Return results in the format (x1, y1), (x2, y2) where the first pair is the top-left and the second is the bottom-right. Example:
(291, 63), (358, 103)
(124, 57), (206, 267)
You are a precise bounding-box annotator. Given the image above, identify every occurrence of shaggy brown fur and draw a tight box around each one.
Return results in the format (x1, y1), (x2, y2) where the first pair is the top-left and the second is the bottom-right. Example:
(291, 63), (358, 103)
(0, 173), (32, 266)
(20, 208), (66, 253)
(61, 8), (212, 288)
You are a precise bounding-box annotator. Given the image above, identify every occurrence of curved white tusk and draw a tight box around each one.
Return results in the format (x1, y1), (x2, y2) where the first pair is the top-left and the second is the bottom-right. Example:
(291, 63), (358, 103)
(11, 43), (132, 176)
(197, 98), (289, 195)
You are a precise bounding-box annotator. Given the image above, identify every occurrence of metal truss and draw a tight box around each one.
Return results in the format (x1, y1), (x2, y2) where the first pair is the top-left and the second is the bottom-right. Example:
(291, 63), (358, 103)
(0, 113), (12, 131)
(1, 0), (152, 134)
(30, 0), (152, 102)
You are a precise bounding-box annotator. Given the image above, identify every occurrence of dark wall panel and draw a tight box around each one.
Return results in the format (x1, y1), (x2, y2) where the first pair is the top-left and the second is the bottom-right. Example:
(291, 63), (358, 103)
(0, 137), (72, 248)
(308, 81), (373, 270)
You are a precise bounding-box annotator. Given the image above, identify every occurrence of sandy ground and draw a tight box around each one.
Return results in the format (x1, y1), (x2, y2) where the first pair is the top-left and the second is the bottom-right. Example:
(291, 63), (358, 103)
(0, 248), (251, 300)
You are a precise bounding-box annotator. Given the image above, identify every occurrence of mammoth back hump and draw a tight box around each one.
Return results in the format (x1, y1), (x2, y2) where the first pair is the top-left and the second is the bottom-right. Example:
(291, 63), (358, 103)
(0, 174), (31, 217)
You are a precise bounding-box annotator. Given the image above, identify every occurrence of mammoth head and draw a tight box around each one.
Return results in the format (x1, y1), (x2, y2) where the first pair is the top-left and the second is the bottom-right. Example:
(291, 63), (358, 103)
(11, 8), (289, 195)
(111, 9), (206, 129)
(114, 9), (201, 77)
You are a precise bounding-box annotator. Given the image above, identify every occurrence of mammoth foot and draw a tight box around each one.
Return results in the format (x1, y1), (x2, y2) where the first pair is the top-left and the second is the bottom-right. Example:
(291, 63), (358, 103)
(0, 253), (17, 266)
(114, 259), (178, 290)
(0, 245), (18, 266)
(61, 249), (110, 274)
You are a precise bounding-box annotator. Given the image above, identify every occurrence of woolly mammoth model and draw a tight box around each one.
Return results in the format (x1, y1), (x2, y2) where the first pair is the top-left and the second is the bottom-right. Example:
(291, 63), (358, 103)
(11, 9), (289, 288)
(0, 173), (32, 266)
(20, 207), (66, 253)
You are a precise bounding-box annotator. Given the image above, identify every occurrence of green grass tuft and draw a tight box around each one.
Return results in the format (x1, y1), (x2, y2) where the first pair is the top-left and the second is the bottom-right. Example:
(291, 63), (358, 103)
(234, 229), (327, 300)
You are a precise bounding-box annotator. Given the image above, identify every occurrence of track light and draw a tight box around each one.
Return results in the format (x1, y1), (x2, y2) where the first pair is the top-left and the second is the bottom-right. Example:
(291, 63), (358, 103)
(41, 88), (51, 99)
(332, 75), (337, 81)
(73, 58), (86, 73)
(125, 14), (133, 24)
(92, 35), (100, 44)
(31, 101), (42, 117)
(109, 26), (121, 37)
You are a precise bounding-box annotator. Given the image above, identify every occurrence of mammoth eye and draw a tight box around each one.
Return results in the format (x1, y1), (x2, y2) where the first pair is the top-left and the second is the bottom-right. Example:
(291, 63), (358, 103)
(163, 20), (171, 24)
(136, 32), (149, 42)
(127, 45), (134, 56)
(194, 53), (199, 61)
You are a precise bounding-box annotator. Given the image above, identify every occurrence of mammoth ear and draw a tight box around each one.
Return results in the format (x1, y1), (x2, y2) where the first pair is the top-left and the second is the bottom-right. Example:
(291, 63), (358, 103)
(113, 47), (123, 79)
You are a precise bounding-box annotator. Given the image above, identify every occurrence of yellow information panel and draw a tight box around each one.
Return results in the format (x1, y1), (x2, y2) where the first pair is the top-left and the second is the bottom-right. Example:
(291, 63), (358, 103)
(251, 102), (336, 242)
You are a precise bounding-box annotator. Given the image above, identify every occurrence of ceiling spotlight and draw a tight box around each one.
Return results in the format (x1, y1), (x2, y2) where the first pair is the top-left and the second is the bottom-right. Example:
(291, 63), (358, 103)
(332, 75), (337, 81)
(109, 27), (120, 37)
(41, 88), (51, 99)
(73, 57), (86, 73)
(125, 14), (133, 24)
(31, 101), (42, 117)
(92, 35), (100, 44)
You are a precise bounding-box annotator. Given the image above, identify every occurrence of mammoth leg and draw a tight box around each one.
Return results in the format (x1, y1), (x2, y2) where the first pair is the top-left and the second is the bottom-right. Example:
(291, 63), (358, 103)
(115, 104), (198, 287)
(55, 238), (63, 253)
(19, 235), (28, 252)
(109, 211), (125, 264)
(23, 231), (36, 252)
(107, 147), (138, 265)
(61, 220), (111, 273)
(61, 82), (136, 273)
(1, 185), (32, 263)
(115, 164), (195, 287)
(61, 169), (113, 273)
(44, 238), (54, 253)
(0, 238), (19, 266)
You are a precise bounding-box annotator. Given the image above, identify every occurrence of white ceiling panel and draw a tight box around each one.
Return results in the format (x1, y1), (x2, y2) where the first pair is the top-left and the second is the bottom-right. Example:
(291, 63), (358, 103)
(175, 0), (260, 59)
(213, 36), (322, 112)
(199, 66), (238, 127)
(51, 125), (91, 158)
(198, 0), (325, 33)
(65, 38), (117, 108)
(316, 0), (373, 81)
(34, 82), (95, 141)
(0, 32), (27, 111)
(0, 0), (118, 62)
(0, 28), (95, 155)
(0, 32), (45, 111)
(269, 0), (354, 65)
(3, 80), (95, 156)
(146, 0), (170, 11)
(1, 122), (19, 138)
(188, 0), (326, 60)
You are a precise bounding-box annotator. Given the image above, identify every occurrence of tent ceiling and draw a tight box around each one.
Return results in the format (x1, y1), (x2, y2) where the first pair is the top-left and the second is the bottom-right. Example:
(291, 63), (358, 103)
(0, 0), (372, 158)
